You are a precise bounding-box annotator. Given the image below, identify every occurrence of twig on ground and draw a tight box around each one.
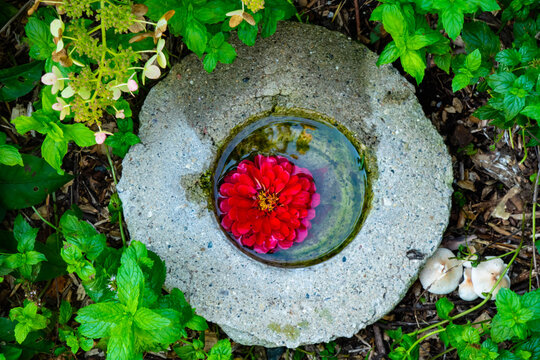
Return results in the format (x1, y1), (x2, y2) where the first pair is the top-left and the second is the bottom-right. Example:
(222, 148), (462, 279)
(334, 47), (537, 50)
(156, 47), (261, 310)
(0, 0), (33, 34)
(353, 0), (361, 41)
(372, 324), (386, 357)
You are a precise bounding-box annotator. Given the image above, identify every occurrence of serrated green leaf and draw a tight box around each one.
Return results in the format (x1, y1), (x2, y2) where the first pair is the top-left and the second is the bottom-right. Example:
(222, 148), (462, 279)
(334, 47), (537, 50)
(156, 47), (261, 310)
(134, 307), (171, 330)
(117, 257), (144, 312)
(465, 49), (482, 71)
(462, 22), (500, 58)
(24, 251), (46, 265)
(496, 49), (522, 66)
(14, 323), (31, 344)
(401, 49), (425, 84)
(407, 34), (438, 50)
(238, 21), (258, 46)
(13, 215), (38, 253)
(175, 344), (198, 360)
(203, 53), (219, 73)
(435, 298), (454, 320)
(106, 319), (135, 360)
(434, 53), (451, 74)
(76, 302), (127, 338)
(377, 42), (401, 66)
(59, 214), (106, 260)
(504, 93), (526, 119)
(488, 72), (517, 93)
(59, 300), (72, 325)
(25, 16), (55, 60)
(207, 339), (232, 360)
(476, 0), (500, 11)
(186, 314), (208, 331)
(381, 4), (407, 37)
(185, 19), (207, 57)
(441, 6), (463, 40)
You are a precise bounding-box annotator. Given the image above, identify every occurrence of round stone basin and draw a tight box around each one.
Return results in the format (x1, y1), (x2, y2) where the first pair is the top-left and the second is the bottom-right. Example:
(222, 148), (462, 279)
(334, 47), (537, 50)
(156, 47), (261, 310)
(213, 116), (369, 267)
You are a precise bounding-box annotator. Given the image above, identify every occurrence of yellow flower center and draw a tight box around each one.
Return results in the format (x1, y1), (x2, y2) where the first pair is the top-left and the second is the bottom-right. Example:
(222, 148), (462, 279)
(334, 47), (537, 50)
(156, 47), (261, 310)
(257, 191), (279, 212)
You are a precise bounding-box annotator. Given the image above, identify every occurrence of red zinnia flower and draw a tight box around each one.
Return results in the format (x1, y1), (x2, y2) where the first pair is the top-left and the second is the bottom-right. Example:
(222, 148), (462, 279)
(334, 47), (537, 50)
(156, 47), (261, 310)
(218, 155), (321, 254)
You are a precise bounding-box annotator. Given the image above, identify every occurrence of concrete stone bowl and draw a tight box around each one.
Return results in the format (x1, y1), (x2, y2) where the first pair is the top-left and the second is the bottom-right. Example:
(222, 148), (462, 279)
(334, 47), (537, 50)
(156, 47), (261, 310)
(117, 22), (453, 347)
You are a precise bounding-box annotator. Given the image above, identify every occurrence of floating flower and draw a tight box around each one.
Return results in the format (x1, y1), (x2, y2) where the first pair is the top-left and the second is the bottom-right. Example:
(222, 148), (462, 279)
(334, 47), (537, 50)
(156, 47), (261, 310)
(218, 155), (320, 254)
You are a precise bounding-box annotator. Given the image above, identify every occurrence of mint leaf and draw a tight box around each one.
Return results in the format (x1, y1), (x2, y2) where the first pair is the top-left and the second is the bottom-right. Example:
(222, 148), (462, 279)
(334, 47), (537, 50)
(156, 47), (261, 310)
(441, 6), (463, 40)
(184, 19), (207, 57)
(452, 73), (471, 92)
(488, 72), (517, 93)
(24, 251), (46, 265)
(117, 257), (144, 313)
(496, 49), (522, 66)
(381, 4), (407, 37)
(59, 300), (73, 325)
(462, 22), (500, 58)
(25, 16), (55, 60)
(238, 21), (258, 46)
(434, 54), (451, 74)
(407, 34), (438, 50)
(76, 302), (127, 338)
(186, 314), (208, 331)
(134, 307), (171, 330)
(13, 215), (38, 253)
(208, 339), (232, 360)
(435, 298), (454, 320)
(465, 49), (482, 71)
(107, 319), (135, 360)
(401, 49), (425, 84)
(377, 42), (401, 66)
(59, 214), (106, 260)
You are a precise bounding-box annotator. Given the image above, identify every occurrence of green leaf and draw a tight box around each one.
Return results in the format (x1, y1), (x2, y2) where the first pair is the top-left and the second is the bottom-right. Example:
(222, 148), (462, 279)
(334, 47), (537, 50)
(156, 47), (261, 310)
(79, 337), (94, 351)
(377, 42), (401, 66)
(0, 61), (44, 102)
(13, 215), (38, 253)
(186, 314), (208, 331)
(11, 113), (47, 135)
(4, 253), (25, 269)
(41, 136), (67, 175)
(106, 319), (135, 360)
(381, 4), (407, 37)
(217, 41), (236, 64)
(203, 53), (218, 73)
(133, 307), (171, 330)
(59, 300), (72, 325)
(117, 257), (144, 313)
(462, 22), (500, 58)
(400, 50), (425, 84)
(407, 34), (438, 50)
(496, 49), (522, 66)
(105, 118), (141, 158)
(488, 72), (517, 93)
(194, 0), (229, 24)
(0, 145), (23, 167)
(207, 339), (232, 360)
(14, 323), (31, 344)
(238, 21), (258, 46)
(435, 298), (454, 320)
(60, 123), (96, 147)
(504, 93), (526, 119)
(24, 251), (46, 265)
(59, 214), (106, 260)
(441, 6), (463, 40)
(476, 0), (500, 11)
(175, 344), (198, 360)
(434, 53), (451, 74)
(185, 19), (208, 57)
(76, 302), (127, 338)
(465, 49), (482, 71)
(25, 16), (55, 60)
(0, 154), (72, 210)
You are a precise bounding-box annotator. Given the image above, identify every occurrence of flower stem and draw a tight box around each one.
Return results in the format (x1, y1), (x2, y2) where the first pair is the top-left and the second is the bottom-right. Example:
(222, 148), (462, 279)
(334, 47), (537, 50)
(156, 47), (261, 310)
(105, 146), (126, 248)
(31, 206), (58, 230)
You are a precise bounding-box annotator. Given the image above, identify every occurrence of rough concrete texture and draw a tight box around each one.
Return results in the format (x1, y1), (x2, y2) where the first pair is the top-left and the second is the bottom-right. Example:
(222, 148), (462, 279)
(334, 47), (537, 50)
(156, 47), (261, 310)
(118, 22), (453, 347)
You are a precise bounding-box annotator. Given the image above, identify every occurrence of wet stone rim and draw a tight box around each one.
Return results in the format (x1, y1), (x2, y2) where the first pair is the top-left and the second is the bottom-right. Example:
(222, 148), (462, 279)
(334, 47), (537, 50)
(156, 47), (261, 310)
(117, 22), (453, 348)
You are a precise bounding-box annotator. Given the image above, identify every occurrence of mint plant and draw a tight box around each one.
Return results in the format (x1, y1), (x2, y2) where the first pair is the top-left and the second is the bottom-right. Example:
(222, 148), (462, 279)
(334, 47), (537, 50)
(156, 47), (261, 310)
(9, 301), (50, 344)
(2, 215), (47, 282)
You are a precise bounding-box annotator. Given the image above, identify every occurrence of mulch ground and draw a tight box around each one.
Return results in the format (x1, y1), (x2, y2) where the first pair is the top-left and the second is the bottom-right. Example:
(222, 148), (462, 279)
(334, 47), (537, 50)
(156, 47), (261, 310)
(0, 0), (538, 359)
